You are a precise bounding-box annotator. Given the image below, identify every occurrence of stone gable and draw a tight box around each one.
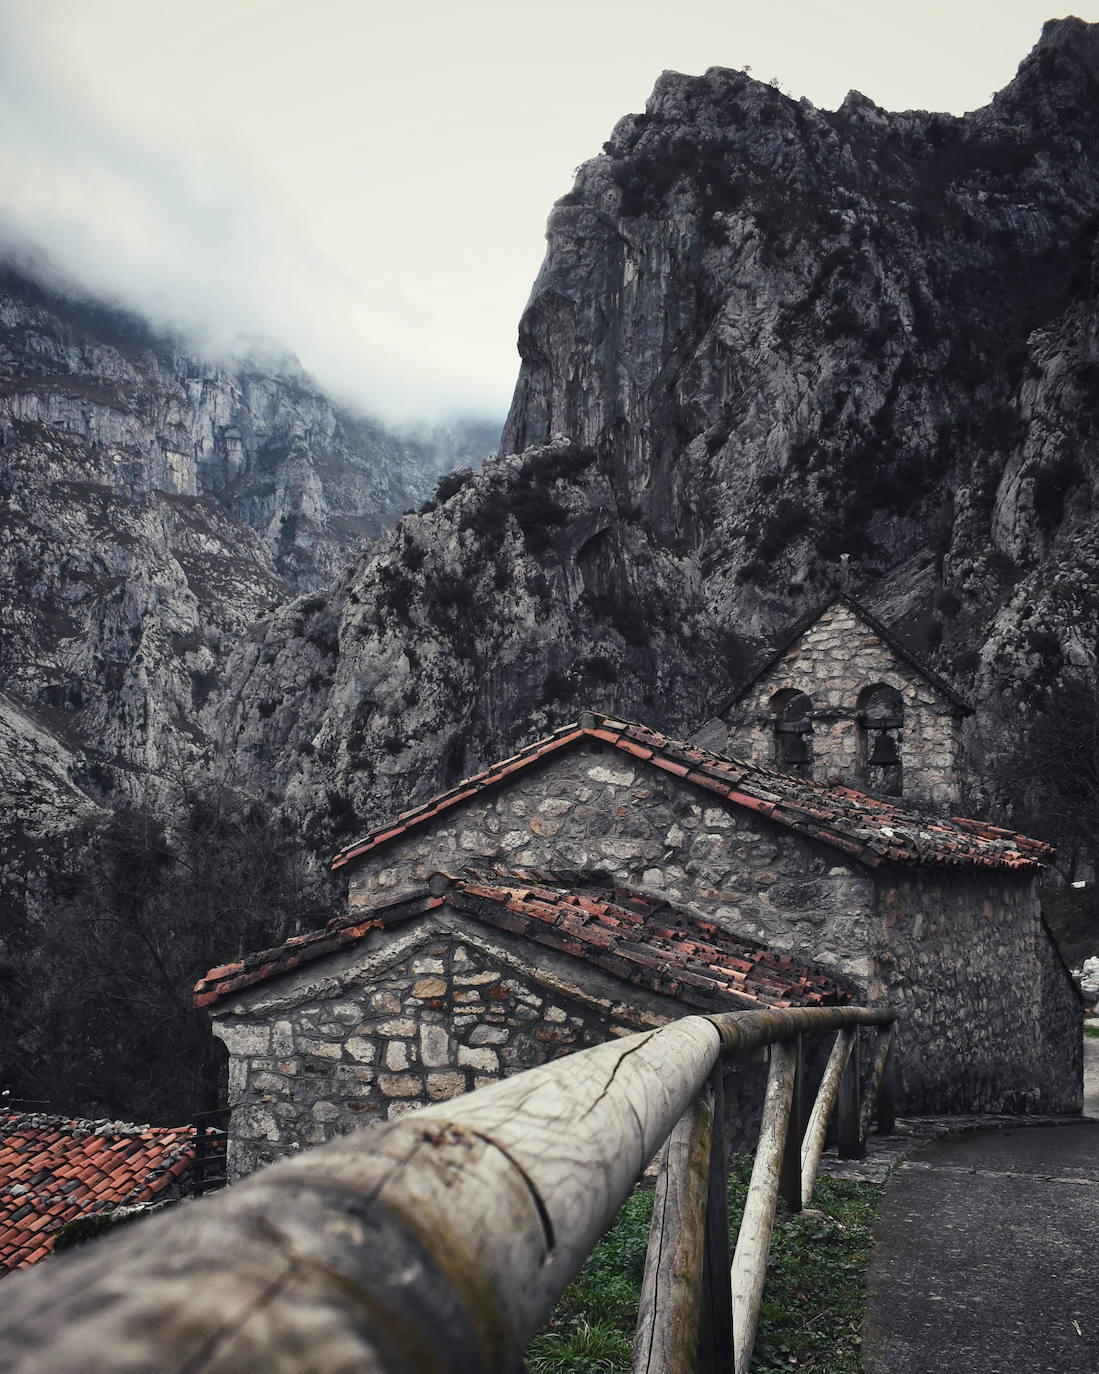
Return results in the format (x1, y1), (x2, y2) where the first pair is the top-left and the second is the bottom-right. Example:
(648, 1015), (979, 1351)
(347, 744), (876, 983)
(723, 599), (965, 809)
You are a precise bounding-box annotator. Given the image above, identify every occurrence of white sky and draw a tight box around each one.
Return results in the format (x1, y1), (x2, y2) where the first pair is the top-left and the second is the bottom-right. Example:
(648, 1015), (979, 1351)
(0, 2), (1093, 421)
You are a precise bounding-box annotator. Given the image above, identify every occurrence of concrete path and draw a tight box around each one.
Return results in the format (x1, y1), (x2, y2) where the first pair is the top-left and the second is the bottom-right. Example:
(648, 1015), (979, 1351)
(862, 1039), (1099, 1373)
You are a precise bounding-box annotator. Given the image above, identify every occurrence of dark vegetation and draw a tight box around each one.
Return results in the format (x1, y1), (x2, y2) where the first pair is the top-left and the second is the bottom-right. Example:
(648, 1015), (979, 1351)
(1, 780), (334, 1124)
(525, 1160), (877, 1373)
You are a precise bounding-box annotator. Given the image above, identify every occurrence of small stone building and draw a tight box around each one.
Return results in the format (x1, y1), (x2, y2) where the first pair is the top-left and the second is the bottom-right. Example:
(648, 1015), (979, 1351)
(719, 595), (972, 810)
(198, 713), (1082, 1178)
(196, 874), (849, 1179)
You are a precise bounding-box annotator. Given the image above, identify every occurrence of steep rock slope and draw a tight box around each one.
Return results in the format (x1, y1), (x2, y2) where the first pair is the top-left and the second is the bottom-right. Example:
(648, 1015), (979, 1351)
(220, 18), (1099, 857)
(0, 260), (486, 813)
(0, 262), (454, 590)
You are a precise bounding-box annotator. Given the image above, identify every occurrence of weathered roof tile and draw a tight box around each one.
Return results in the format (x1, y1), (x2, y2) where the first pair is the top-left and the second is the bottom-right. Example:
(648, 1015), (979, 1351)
(330, 713), (1051, 876)
(196, 877), (850, 1014)
(0, 1116), (195, 1274)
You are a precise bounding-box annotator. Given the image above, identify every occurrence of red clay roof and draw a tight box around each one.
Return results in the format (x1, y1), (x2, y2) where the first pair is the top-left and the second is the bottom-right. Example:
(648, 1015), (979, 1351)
(330, 713), (1051, 874)
(0, 1115), (195, 1273)
(195, 876), (851, 1013)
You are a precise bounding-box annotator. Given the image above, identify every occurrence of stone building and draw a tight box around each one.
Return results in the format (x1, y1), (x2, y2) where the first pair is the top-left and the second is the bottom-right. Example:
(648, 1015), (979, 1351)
(719, 595), (972, 811)
(196, 870), (848, 1178)
(197, 713), (1082, 1178)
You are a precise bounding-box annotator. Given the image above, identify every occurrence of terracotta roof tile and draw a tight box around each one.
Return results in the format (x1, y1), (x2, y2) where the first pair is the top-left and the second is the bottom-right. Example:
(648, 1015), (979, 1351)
(0, 1115), (195, 1274)
(330, 713), (1051, 876)
(196, 876), (850, 1013)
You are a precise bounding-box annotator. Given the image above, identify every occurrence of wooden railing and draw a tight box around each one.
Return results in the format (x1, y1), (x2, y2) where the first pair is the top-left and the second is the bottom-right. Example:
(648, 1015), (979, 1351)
(0, 1006), (894, 1373)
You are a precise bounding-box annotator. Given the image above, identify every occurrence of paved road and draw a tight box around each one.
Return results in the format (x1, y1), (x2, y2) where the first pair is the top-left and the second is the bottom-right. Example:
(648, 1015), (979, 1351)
(863, 1103), (1099, 1372)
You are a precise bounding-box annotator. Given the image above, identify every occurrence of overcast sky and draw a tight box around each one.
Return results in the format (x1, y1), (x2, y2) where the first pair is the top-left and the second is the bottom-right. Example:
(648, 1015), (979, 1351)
(0, 2), (1092, 422)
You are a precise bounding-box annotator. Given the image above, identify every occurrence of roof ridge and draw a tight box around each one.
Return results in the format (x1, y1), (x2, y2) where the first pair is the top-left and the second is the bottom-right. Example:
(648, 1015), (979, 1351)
(194, 873), (852, 1012)
(328, 712), (1050, 880)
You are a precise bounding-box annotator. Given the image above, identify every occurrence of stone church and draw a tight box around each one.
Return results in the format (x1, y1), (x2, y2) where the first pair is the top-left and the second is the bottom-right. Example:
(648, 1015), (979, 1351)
(196, 598), (1082, 1178)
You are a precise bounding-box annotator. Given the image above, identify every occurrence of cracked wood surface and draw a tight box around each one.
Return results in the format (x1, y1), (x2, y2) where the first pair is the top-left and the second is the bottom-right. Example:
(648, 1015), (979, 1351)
(0, 1017), (723, 1373)
(632, 1082), (715, 1374)
(0, 1007), (893, 1372)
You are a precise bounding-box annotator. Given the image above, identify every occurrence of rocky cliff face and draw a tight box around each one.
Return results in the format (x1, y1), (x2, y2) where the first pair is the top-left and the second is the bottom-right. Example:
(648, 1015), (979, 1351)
(0, 259), (485, 827)
(215, 18), (1099, 859)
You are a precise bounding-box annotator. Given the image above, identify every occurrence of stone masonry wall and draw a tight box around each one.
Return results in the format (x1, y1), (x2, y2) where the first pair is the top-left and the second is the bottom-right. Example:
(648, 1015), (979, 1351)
(723, 601), (963, 810)
(212, 913), (801, 1180)
(347, 745), (876, 983)
(213, 919), (678, 1180)
(1036, 917), (1084, 1113)
(869, 869), (1080, 1114)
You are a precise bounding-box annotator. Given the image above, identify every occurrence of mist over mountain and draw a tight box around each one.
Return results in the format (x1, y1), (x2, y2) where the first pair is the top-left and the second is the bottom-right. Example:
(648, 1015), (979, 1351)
(6, 17), (1099, 1120)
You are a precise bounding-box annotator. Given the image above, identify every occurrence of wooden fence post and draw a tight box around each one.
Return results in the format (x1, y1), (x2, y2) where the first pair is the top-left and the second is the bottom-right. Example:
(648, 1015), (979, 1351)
(695, 1066), (735, 1374)
(800, 1028), (855, 1205)
(730, 1041), (798, 1374)
(632, 1082), (716, 1374)
(876, 1027), (896, 1137)
(778, 1035), (804, 1213)
(837, 1030), (863, 1160)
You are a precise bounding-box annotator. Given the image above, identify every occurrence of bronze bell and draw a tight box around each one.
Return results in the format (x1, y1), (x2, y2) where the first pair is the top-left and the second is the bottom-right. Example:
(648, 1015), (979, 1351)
(782, 733), (812, 765)
(869, 731), (901, 765)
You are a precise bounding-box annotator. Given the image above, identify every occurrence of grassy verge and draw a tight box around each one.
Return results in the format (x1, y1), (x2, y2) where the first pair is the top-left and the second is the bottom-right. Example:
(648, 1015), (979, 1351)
(524, 1156), (879, 1374)
(1084, 1025), (1099, 1039)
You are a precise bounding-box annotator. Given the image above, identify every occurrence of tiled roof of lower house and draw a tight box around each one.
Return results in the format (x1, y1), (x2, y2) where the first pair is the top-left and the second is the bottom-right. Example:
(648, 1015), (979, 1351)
(0, 1115), (195, 1273)
(330, 713), (1052, 873)
(194, 875), (851, 1012)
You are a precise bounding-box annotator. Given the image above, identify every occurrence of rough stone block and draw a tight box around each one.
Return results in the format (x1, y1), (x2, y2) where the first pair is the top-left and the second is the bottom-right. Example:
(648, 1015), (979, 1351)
(379, 1073), (423, 1098)
(386, 1040), (411, 1071)
(412, 977), (447, 998)
(386, 1100), (426, 1120)
(370, 990), (402, 1013)
(426, 1072), (466, 1100)
(345, 1037), (376, 1063)
(411, 958), (444, 975)
(457, 1045), (499, 1071)
(298, 1038), (343, 1060)
(217, 1023), (271, 1056)
(420, 1024), (451, 1067)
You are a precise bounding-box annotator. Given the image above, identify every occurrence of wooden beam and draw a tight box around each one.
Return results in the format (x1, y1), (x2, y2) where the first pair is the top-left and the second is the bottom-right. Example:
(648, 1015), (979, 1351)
(778, 1035), (805, 1213)
(859, 1024), (895, 1145)
(730, 1040), (798, 1374)
(696, 1067), (735, 1374)
(837, 1029), (864, 1160)
(632, 1083), (715, 1374)
(877, 1029), (897, 1137)
(800, 1028), (855, 1204)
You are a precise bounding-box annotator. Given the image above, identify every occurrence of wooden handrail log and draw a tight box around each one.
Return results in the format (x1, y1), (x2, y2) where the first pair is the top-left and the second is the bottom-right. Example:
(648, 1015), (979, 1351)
(706, 1004), (894, 1057)
(800, 1027), (856, 1204)
(0, 1006), (894, 1373)
(0, 1017), (723, 1373)
(632, 1083), (716, 1374)
(730, 1042), (798, 1374)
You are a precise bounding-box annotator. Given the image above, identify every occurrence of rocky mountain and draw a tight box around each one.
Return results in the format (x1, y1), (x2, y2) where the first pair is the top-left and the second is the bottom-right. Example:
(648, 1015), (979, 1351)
(0, 258), (494, 819)
(9, 19), (1099, 1120)
(215, 17), (1099, 866)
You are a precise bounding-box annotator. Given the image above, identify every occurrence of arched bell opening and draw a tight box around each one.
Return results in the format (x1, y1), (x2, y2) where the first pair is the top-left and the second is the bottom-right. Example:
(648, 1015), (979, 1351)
(770, 688), (814, 777)
(858, 684), (904, 796)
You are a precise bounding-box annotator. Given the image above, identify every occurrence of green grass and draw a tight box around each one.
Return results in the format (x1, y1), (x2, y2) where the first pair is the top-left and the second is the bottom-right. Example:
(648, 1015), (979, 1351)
(524, 1156), (879, 1374)
(1084, 1025), (1099, 1039)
